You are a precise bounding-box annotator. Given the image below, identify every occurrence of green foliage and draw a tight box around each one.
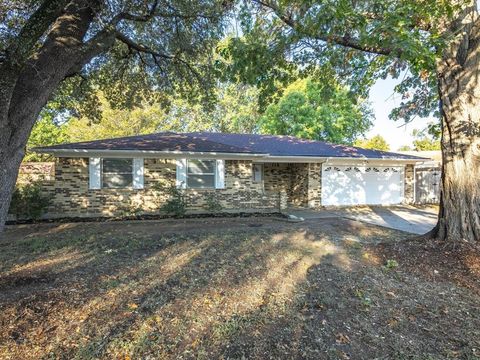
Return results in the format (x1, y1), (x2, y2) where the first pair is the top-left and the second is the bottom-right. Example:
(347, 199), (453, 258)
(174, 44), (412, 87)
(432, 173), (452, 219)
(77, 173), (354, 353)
(260, 77), (372, 144)
(2, 0), (231, 122)
(413, 138), (441, 151)
(162, 83), (261, 133)
(354, 135), (390, 151)
(8, 182), (51, 220)
(204, 193), (223, 213)
(412, 129), (441, 151)
(222, 0), (458, 124)
(354, 289), (372, 309)
(217, 36), (297, 110)
(61, 83), (261, 142)
(25, 114), (69, 161)
(397, 145), (413, 151)
(157, 185), (187, 218)
(64, 92), (176, 142)
(260, 78), (372, 144)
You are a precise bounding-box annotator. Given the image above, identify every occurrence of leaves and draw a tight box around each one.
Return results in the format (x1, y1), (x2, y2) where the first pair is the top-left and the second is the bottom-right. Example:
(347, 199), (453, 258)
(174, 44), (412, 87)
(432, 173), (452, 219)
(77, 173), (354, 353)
(224, 0), (454, 124)
(354, 135), (390, 151)
(259, 76), (373, 144)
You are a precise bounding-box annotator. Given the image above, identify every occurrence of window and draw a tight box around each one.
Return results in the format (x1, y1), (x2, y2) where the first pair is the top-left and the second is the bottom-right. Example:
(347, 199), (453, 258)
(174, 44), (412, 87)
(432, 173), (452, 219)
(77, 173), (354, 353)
(186, 159), (215, 188)
(102, 158), (133, 188)
(252, 163), (263, 182)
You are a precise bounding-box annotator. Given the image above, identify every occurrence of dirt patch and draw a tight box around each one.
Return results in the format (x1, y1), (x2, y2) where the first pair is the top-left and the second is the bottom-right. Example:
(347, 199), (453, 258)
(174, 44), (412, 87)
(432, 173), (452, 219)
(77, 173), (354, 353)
(370, 236), (480, 294)
(0, 217), (479, 359)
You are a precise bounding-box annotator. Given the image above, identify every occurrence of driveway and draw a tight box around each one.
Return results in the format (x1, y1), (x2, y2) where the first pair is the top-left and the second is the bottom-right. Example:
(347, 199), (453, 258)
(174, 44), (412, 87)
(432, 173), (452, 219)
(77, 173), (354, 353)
(290, 205), (438, 234)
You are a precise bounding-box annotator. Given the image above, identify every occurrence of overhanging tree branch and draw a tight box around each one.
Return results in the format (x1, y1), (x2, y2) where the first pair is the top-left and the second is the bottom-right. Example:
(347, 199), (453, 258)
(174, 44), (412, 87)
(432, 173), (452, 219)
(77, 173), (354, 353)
(114, 31), (173, 59)
(110, 0), (159, 25)
(3, 0), (70, 67)
(253, 0), (402, 57)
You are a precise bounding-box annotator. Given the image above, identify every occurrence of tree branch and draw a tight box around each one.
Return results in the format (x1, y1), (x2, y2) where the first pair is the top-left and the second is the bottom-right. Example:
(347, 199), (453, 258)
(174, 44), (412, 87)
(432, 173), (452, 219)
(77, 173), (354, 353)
(253, 0), (401, 57)
(114, 31), (173, 59)
(3, 0), (70, 68)
(110, 0), (159, 25)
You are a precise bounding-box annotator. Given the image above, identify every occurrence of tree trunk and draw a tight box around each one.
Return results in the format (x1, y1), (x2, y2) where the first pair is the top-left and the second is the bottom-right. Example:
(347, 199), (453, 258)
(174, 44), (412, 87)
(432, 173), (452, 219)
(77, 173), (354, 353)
(0, 0), (111, 233)
(0, 145), (26, 233)
(432, 12), (480, 243)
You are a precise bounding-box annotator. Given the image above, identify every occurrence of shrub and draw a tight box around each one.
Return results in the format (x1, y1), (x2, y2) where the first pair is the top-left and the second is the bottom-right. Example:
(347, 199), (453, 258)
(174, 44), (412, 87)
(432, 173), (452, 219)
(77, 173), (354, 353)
(9, 182), (51, 220)
(158, 184), (187, 218)
(204, 193), (223, 213)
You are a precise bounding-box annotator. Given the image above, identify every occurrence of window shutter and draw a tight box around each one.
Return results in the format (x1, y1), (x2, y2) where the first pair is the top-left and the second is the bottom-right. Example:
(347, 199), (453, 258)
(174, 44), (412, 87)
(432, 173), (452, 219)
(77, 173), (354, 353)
(89, 157), (101, 189)
(215, 159), (225, 189)
(176, 159), (187, 189)
(133, 158), (144, 189)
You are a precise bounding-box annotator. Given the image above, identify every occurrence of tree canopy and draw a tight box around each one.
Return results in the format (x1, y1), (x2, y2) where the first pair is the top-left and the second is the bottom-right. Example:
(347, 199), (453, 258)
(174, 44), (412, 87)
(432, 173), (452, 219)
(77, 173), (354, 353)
(354, 135), (390, 151)
(259, 77), (372, 144)
(411, 129), (441, 151)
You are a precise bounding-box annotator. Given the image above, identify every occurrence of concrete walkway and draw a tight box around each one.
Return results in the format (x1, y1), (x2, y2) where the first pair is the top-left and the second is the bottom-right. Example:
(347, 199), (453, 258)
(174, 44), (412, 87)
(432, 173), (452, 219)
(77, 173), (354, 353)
(289, 205), (438, 234)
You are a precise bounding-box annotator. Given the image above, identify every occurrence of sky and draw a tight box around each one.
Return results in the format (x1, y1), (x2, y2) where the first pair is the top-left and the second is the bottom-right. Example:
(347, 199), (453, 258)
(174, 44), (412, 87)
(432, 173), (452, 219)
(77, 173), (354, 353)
(367, 77), (436, 151)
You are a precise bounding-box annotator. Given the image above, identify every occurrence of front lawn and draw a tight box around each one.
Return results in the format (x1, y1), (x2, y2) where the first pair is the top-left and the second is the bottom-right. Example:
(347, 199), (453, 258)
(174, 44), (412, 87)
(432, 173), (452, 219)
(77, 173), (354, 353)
(1, 217), (479, 359)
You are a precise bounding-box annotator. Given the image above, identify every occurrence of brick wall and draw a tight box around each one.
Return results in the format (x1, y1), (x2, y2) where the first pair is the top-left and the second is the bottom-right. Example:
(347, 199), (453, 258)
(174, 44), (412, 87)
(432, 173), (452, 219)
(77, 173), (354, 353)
(51, 158), (174, 217)
(289, 163), (309, 207)
(16, 162), (55, 198)
(404, 164), (415, 204)
(307, 163), (322, 208)
(49, 158), (283, 218)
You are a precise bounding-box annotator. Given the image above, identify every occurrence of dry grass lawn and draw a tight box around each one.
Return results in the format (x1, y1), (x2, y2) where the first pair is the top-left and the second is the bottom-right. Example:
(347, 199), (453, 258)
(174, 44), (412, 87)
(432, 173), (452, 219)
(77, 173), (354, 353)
(1, 217), (479, 359)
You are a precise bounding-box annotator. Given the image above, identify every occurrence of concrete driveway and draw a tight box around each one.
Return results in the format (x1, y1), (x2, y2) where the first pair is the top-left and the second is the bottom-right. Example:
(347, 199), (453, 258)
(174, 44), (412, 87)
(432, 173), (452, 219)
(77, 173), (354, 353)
(289, 205), (438, 234)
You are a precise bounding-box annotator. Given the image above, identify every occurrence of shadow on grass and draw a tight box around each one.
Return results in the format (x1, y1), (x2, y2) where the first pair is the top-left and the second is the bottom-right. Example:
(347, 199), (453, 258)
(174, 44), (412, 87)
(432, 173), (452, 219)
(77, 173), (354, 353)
(0, 219), (344, 358)
(1, 218), (478, 359)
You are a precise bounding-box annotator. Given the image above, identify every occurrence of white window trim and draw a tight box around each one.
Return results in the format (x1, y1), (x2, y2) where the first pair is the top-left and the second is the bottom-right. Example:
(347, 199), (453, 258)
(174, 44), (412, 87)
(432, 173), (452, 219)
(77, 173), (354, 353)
(215, 159), (225, 189)
(186, 159), (216, 189)
(89, 157), (144, 190)
(89, 157), (101, 190)
(133, 158), (144, 189)
(252, 163), (264, 183)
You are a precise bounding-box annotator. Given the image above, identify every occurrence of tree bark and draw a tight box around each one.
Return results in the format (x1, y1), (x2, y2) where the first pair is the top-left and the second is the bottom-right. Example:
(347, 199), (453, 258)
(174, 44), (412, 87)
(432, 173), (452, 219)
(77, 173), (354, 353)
(431, 10), (480, 243)
(0, 0), (113, 233)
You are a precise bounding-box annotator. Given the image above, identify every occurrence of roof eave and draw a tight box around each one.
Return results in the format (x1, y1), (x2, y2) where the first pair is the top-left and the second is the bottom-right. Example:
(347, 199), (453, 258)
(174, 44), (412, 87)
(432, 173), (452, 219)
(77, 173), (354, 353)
(34, 149), (428, 163)
(34, 148), (267, 159)
(256, 155), (428, 163)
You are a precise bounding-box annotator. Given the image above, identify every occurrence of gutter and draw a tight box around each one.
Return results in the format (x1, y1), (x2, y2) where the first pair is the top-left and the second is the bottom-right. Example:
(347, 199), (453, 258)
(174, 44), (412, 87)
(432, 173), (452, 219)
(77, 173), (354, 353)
(34, 149), (427, 163)
(33, 148), (268, 159)
(255, 155), (427, 164)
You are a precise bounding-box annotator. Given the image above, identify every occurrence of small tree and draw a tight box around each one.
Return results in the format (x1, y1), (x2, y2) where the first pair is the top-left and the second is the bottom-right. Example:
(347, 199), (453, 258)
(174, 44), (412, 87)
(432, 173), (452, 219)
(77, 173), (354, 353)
(354, 135), (390, 151)
(259, 77), (372, 144)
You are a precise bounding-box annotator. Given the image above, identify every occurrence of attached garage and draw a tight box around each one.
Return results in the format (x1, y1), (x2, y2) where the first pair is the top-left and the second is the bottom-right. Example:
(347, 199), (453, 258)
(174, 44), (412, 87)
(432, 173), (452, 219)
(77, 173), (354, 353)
(321, 164), (404, 206)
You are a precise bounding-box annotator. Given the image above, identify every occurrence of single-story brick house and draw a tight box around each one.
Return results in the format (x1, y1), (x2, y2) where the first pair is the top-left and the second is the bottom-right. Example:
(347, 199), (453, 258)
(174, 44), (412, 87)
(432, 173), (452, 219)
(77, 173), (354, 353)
(33, 132), (428, 218)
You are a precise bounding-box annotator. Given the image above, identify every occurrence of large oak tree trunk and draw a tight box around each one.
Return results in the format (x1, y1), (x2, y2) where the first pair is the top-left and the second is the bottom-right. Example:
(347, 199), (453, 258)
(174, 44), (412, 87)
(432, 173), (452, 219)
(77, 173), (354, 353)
(432, 10), (480, 243)
(0, 0), (112, 233)
(0, 143), (27, 234)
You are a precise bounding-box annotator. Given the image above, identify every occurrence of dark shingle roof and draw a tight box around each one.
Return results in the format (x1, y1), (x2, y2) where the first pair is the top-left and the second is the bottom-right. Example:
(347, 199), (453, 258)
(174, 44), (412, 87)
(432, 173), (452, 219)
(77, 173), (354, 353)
(186, 132), (427, 160)
(36, 132), (428, 160)
(37, 132), (255, 154)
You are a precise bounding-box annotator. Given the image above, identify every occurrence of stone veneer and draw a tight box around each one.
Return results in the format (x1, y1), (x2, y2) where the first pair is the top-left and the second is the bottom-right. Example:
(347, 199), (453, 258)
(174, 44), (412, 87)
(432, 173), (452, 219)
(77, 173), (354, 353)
(16, 159), (417, 218)
(404, 164), (415, 204)
(49, 158), (286, 218)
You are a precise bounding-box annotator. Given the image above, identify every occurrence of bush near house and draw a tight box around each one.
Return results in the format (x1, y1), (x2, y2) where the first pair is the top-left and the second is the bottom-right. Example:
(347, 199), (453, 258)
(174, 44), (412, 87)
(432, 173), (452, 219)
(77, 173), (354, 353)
(8, 182), (51, 220)
(158, 184), (188, 218)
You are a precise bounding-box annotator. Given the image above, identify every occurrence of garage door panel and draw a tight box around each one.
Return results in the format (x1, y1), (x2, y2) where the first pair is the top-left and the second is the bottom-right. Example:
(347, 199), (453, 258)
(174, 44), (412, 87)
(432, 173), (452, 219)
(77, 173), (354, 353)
(322, 165), (403, 206)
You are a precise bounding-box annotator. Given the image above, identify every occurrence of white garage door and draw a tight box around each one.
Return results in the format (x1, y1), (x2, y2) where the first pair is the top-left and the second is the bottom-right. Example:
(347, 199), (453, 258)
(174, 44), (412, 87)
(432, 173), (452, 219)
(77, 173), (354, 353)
(321, 165), (404, 206)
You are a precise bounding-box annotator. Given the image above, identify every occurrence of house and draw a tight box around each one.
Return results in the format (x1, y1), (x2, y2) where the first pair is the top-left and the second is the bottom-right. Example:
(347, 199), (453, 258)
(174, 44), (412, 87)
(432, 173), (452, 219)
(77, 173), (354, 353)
(33, 132), (429, 218)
